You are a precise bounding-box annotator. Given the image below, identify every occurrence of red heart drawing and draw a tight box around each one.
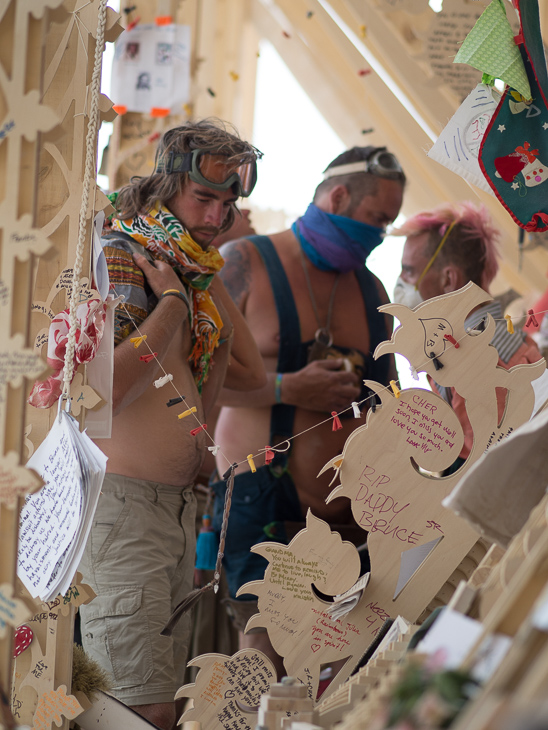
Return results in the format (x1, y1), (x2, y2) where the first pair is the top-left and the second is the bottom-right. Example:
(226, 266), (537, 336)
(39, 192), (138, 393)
(13, 625), (33, 658)
(311, 643), (321, 653)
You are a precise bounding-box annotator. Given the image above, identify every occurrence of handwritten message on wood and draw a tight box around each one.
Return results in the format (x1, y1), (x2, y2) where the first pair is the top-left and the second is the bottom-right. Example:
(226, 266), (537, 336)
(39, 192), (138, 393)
(177, 649), (276, 730)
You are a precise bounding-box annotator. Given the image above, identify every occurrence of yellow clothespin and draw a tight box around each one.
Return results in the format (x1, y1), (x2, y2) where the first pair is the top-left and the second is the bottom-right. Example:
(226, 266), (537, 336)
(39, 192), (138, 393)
(247, 454), (257, 473)
(359, 24), (366, 39)
(229, 70), (240, 81)
(333, 457), (343, 468)
(390, 380), (401, 399)
(130, 335), (147, 348)
(183, 103), (192, 117)
(505, 314), (514, 334)
(178, 406), (197, 419)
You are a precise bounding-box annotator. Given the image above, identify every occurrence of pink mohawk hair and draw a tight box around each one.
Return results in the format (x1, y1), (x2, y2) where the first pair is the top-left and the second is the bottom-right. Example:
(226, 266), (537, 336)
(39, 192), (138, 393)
(394, 201), (501, 290)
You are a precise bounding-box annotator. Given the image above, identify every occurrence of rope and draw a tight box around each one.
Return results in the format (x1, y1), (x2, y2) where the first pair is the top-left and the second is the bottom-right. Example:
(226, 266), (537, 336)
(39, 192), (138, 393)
(62, 0), (108, 401)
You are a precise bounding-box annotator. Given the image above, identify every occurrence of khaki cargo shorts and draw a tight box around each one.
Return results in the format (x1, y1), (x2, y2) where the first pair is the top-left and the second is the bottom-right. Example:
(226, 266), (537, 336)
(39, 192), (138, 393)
(78, 473), (196, 706)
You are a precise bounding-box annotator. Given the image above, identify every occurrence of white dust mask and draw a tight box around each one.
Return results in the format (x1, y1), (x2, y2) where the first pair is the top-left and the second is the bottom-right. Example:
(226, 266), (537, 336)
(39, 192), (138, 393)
(393, 277), (423, 309)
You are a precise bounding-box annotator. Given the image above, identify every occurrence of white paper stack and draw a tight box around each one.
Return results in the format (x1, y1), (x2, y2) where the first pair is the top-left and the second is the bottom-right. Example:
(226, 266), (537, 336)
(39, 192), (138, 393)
(326, 572), (370, 620)
(17, 410), (107, 601)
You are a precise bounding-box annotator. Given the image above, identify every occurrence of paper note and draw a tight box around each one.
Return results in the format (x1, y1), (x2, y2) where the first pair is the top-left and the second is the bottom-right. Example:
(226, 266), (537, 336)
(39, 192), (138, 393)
(393, 537), (443, 599)
(18, 415), (83, 598)
(111, 24), (191, 114)
(428, 83), (498, 194)
(17, 411), (107, 600)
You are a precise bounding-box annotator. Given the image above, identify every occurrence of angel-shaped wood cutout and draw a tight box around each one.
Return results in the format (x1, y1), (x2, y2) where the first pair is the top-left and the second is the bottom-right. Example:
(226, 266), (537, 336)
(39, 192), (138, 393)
(176, 649), (276, 729)
(237, 512), (383, 701)
(375, 283), (545, 462)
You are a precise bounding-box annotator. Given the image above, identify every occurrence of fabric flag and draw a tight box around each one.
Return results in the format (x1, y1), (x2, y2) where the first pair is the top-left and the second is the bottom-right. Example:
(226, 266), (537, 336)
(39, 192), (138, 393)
(454, 0), (531, 101)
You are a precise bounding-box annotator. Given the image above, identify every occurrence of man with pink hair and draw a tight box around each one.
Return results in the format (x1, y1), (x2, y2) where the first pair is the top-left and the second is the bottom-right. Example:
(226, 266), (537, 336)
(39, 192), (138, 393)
(394, 201), (542, 467)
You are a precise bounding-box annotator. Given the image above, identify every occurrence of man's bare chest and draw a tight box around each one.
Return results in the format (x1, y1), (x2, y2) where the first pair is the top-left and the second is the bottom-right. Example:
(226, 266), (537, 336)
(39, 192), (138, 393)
(246, 262), (371, 361)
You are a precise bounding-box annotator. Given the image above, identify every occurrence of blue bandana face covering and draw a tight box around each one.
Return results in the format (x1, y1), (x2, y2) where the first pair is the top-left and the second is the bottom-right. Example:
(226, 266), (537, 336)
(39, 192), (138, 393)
(292, 204), (385, 273)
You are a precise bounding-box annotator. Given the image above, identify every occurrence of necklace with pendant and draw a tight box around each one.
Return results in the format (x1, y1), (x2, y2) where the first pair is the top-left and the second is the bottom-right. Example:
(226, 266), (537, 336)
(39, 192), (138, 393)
(299, 246), (341, 362)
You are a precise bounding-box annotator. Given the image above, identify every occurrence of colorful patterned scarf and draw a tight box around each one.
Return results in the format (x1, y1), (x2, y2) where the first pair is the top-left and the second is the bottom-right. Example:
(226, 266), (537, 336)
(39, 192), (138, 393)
(112, 202), (225, 391)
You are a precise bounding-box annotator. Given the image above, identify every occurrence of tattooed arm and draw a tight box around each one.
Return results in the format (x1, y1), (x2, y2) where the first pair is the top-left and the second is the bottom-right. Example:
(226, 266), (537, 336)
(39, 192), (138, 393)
(208, 239), (265, 392)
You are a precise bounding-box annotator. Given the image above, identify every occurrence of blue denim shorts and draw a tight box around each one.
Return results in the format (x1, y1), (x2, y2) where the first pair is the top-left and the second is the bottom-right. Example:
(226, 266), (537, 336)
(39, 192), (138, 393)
(211, 460), (303, 600)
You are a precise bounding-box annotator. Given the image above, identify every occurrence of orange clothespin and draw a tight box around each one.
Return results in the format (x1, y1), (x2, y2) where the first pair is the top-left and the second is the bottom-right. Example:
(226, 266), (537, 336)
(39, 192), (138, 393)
(112, 104), (128, 115)
(264, 446), (275, 465)
(331, 411), (343, 431)
(247, 454), (257, 473)
(333, 457), (343, 468)
(178, 406), (197, 420)
(443, 334), (460, 349)
(190, 424), (207, 436)
(390, 380), (401, 399)
(130, 335), (147, 348)
(505, 314), (514, 333)
(155, 15), (172, 25)
(526, 309), (539, 328)
(139, 352), (157, 363)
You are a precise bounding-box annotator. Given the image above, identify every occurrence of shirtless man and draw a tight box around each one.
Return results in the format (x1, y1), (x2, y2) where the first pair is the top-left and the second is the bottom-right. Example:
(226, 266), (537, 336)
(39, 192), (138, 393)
(78, 120), (265, 730)
(212, 146), (405, 675)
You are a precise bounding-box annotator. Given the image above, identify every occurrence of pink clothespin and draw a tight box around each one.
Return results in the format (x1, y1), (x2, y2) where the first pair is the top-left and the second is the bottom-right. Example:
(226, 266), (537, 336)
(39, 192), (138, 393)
(264, 446), (275, 465)
(331, 411), (343, 431)
(526, 309), (539, 328)
(140, 352), (157, 363)
(443, 334), (459, 349)
(190, 424), (207, 436)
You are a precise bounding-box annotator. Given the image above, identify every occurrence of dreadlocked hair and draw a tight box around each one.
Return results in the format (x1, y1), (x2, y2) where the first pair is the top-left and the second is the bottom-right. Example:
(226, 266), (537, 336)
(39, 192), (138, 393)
(113, 118), (261, 232)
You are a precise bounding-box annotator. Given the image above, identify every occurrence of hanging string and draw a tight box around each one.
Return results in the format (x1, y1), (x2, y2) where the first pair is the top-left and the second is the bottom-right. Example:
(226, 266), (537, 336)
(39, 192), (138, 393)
(61, 0), (108, 404)
(113, 296), (548, 474)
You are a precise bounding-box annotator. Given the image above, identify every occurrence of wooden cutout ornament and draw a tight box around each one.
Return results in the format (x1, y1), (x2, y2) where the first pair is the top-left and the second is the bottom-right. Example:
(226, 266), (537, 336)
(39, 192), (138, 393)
(0, 583), (31, 637)
(0, 451), (43, 509)
(44, 572), (96, 618)
(32, 684), (84, 730)
(68, 371), (104, 417)
(376, 284), (545, 463)
(176, 649), (276, 729)
(228, 283), (545, 703)
(239, 511), (380, 700)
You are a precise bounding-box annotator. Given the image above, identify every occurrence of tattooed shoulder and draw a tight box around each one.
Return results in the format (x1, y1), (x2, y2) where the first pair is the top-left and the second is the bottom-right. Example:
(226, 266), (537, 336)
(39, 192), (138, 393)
(219, 239), (253, 308)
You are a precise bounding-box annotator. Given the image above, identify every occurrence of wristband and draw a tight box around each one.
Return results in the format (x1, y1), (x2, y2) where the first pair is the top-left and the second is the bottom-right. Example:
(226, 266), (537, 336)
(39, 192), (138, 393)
(274, 373), (283, 404)
(161, 289), (189, 308)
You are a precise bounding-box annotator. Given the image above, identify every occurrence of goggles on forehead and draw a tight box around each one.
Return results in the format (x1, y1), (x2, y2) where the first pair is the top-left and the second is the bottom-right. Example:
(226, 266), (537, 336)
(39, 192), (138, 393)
(155, 148), (258, 197)
(322, 148), (404, 181)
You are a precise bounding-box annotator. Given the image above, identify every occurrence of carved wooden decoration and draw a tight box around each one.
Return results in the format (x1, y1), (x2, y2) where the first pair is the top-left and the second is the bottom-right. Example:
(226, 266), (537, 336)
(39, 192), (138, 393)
(191, 284), (544, 707)
(12, 574), (95, 727)
(0, 0), (122, 726)
(176, 649), (276, 729)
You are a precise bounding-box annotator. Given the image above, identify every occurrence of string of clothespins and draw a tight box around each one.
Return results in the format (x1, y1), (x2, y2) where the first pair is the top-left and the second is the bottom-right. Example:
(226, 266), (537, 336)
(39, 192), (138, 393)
(117, 297), (548, 474)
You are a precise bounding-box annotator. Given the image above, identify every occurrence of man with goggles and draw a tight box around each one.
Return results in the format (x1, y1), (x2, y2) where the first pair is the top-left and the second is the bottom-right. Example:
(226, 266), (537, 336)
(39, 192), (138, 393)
(393, 201), (542, 469)
(79, 119), (265, 730)
(210, 145), (406, 678)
